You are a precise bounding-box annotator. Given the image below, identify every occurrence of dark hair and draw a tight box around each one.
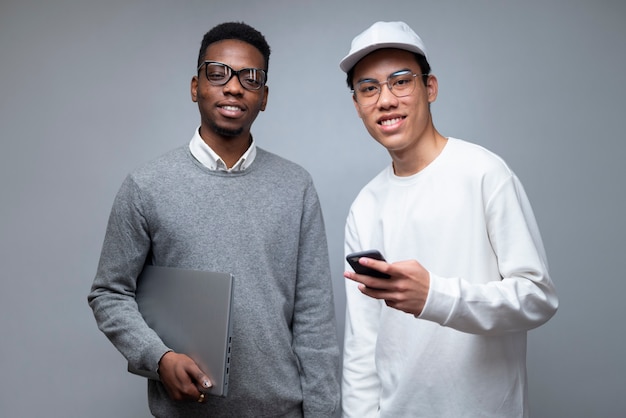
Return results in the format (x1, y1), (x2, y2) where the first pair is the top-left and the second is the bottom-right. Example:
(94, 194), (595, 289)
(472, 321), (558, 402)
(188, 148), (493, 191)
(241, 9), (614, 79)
(345, 51), (431, 90)
(197, 22), (271, 76)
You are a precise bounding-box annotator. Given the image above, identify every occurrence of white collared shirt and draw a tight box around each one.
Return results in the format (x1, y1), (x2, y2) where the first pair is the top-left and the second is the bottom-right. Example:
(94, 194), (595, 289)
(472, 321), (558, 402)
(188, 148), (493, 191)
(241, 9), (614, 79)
(188, 127), (257, 172)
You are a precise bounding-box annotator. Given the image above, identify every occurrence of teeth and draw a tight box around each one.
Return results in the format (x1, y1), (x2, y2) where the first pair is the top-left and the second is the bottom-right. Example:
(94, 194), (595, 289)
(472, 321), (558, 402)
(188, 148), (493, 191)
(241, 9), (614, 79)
(381, 117), (401, 126)
(222, 105), (241, 111)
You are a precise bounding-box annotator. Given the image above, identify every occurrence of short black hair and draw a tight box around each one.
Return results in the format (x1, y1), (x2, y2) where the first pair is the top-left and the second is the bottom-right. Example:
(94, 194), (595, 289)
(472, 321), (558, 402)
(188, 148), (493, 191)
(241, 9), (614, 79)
(197, 22), (271, 75)
(346, 52), (431, 90)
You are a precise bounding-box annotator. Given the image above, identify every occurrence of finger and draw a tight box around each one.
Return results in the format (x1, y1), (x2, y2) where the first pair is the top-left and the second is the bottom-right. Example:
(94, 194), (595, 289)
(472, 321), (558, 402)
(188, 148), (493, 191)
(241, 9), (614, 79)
(346, 270), (383, 286)
(358, 283), (390, 298)
(360, 256), (388, 271)
(194, 372), (213, 390)
(355, 274), (394, 291)
(183, 360), (212, 394)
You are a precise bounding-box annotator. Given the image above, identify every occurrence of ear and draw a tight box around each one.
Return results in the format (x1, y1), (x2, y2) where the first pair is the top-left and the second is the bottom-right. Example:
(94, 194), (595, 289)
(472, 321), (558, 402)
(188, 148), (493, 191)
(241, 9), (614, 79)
(426, 74), (438, 103)
(191, 75), (199, 103)
(259, 85), (269, 111)
(352, 94), (364, 119)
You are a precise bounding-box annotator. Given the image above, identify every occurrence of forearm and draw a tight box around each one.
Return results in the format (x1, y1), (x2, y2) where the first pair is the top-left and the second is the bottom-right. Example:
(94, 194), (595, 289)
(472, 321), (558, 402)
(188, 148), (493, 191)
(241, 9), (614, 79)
(293, 277), (341, 415)
(417, 173), (558, 335)
(419, 270), (558, 335)
(89, 284), (170, 371)
(87, 175), (169, 371)
(293, 190), (341, 416)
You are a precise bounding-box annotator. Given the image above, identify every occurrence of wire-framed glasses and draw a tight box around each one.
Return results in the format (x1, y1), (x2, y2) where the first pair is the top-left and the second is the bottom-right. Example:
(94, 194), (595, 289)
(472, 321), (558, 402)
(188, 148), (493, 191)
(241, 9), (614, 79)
(353, 70), (425, 106)
(197, 61), (267, 91)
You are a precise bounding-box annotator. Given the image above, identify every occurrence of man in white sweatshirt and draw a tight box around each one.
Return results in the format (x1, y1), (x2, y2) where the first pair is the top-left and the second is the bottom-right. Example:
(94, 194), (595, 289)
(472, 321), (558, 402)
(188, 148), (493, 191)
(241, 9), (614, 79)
(339, 21), (559, 418)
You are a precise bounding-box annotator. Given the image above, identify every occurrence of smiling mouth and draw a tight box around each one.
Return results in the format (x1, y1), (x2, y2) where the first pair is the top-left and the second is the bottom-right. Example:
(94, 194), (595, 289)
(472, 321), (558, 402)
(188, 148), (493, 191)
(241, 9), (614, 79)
(379, 116), (404, 126)
(220, 105), (243, 112)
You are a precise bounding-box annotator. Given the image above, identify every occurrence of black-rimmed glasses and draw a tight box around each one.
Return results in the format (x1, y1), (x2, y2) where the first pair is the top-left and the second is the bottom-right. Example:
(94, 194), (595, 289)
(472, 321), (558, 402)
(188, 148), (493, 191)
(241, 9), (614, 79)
(353, 70), (426, 106)
(197, 61), (267, 91)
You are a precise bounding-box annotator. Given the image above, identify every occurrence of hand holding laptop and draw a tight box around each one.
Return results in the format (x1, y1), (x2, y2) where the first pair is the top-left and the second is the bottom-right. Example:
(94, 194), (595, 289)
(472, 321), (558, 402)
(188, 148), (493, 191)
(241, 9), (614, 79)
(129, 265), (234, 397)
(158, 351), (212, 403)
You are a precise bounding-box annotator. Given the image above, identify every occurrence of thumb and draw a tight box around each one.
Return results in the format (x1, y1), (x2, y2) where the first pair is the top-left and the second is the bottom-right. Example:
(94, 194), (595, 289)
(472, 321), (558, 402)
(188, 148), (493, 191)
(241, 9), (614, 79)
(188, 365), (212, 390)
(198, 374), (212, 390)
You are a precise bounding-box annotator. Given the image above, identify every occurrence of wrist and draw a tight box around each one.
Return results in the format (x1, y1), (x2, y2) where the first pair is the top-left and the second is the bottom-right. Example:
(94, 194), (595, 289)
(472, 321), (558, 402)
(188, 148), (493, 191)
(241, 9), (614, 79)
(157, 349), (174, 375)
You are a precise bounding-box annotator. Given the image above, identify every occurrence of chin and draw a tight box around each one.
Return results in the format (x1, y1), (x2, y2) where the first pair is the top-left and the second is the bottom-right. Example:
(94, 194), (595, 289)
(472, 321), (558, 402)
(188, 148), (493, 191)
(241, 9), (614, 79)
(375, 135), (405, 149)
(211, 122), (243, 137)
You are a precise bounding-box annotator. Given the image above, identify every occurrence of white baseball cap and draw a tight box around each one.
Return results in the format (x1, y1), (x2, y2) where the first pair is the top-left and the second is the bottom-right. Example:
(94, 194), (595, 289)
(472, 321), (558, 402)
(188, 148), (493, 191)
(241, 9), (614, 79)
(339, 21), (429, 73)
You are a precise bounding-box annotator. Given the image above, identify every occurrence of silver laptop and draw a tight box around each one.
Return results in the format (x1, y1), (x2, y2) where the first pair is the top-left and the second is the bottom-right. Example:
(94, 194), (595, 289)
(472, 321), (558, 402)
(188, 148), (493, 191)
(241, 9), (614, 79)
(128, 265), (234, 397)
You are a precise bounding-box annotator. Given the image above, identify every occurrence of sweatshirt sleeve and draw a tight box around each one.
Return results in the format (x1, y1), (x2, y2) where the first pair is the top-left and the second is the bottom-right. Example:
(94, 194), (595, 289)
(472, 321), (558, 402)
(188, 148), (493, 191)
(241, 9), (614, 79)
(291, 180), (341, 417)
(87, 175), (170, 372)
(419, 174), (559, 335)
(341, 211), (383, 418)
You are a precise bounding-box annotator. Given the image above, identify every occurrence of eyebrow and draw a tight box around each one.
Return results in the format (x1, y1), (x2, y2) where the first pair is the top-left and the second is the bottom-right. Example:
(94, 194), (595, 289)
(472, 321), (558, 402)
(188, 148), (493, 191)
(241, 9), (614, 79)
(355, 68), (413, 84)
(203, 60), (265, 72)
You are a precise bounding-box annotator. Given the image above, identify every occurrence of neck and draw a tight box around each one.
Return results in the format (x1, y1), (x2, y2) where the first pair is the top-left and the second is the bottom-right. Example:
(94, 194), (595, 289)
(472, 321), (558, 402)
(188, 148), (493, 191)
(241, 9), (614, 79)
(390, 129), (447, 177)
(200, 127), (252, 168)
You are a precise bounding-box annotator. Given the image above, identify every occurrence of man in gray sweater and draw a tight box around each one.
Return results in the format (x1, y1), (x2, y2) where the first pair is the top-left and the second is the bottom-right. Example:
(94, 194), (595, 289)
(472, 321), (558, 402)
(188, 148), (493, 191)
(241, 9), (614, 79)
(88, 21), (340, 417)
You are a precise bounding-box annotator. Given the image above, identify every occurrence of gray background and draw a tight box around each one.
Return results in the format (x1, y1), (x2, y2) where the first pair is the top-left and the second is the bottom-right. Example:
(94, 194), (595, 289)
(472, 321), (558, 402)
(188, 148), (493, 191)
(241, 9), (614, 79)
(1, 0), (624, 417)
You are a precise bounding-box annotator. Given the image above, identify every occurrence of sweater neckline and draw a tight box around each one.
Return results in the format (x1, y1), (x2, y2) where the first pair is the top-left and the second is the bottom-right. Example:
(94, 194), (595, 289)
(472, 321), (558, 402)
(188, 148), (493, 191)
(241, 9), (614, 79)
(386, 137), (455, 184)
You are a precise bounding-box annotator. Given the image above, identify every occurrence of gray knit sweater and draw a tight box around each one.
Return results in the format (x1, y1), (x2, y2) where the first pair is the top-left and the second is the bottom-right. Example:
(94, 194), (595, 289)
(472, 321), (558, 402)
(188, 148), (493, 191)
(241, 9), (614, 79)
(88, 145), (340, 417)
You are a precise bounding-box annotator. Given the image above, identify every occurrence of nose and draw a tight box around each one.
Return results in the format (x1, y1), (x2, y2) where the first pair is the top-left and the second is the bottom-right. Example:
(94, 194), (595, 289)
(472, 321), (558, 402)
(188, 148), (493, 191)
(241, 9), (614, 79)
(377, 82), (398, 107)
(223, 74), (244, 95)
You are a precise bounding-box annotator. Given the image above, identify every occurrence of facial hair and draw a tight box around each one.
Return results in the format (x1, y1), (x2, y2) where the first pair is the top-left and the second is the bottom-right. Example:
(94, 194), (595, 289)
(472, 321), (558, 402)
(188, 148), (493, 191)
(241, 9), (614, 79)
(210, 120), (243, 138)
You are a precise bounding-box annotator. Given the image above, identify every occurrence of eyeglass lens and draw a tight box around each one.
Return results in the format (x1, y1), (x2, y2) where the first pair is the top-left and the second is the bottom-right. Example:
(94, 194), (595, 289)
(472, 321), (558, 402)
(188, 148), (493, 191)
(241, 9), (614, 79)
(203, 62), (266, 90)
(355, 71), (419, 105)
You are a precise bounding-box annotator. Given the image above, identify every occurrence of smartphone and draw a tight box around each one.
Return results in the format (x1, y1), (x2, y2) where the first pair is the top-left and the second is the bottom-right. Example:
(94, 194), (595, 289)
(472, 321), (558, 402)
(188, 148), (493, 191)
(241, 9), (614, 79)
(346, 250), (390, 278)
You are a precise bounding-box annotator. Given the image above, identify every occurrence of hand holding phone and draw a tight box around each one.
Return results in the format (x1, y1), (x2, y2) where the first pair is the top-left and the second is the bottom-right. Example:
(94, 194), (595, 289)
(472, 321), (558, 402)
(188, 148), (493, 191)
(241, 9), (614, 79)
(346, 250), (390, 278)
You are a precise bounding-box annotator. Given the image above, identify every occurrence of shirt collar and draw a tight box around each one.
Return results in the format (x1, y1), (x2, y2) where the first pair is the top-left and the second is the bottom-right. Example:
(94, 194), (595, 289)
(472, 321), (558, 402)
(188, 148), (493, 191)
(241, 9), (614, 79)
(189, 127), (257, 172)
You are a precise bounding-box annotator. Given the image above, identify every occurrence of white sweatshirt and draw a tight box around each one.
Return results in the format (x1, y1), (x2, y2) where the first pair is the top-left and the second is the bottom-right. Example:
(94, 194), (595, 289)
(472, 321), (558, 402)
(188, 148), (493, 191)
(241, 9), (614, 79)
(342, 138), (558, 418)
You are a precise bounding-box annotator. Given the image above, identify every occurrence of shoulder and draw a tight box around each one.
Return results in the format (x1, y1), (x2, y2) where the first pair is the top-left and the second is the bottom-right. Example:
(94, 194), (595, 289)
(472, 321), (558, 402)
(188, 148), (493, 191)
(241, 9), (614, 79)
(445, 137), (515, 178)
(254, 147), (314, 183)
(129, 146), (190, 180)
(118, 145), (193, 195)
(442, 138), (529, 203)
(448, 138), (509, 167)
